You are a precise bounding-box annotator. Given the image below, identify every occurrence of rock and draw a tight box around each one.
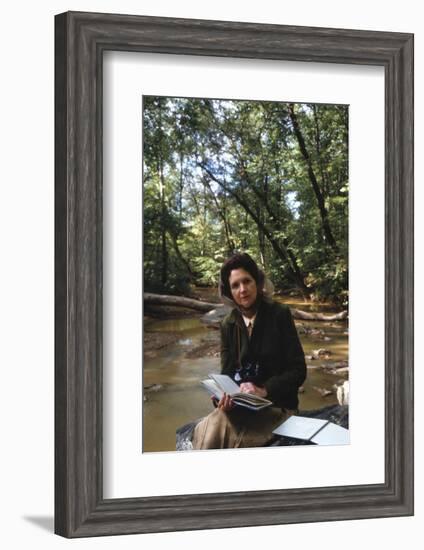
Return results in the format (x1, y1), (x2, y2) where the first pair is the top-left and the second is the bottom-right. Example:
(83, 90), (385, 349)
(176, 420), (199, 450)
(200, 306), (231, 326)
(312, 348), (331, 359)
(334, 381), (349, 405)
(321, 360), (349, 375)
(325, 367), (349, 376)
(332, 360), (349, 369)
(297, 324), (309, 335)
(312, 386), (333, 397)
(144, 384), (164, 393)
(302, 404), (348, 428)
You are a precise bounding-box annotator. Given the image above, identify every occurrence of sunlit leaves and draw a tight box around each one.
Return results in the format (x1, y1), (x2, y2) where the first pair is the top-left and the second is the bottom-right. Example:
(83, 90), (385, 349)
(143, 96), (348, 303)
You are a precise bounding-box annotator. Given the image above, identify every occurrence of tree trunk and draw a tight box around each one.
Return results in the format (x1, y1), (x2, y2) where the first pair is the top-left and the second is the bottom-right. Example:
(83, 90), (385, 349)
(198, 162), (312, 299)
(312, 104), (330, 197)
(158, 101), (168, 285)
(202, 177), (236, 254)
(234, 159), (307, 292)
(167, 232), (197, 280)
(288, 103), (339, 254)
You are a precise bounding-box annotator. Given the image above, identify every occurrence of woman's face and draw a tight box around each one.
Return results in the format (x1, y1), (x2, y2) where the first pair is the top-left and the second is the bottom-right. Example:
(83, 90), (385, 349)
(228, 268), (258, 311)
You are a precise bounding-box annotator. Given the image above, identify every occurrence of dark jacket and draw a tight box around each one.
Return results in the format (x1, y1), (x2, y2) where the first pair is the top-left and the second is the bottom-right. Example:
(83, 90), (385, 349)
(220, 300), (306, 410)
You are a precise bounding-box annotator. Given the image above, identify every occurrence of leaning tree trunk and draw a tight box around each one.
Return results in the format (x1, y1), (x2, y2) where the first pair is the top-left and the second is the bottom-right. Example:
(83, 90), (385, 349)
(198, 161), (312, 299)
(288, 103), (339, 255)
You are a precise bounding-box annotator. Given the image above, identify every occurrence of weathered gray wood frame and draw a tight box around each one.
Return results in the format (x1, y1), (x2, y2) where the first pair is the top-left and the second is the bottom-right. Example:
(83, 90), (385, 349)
(55, 11), (414, 538)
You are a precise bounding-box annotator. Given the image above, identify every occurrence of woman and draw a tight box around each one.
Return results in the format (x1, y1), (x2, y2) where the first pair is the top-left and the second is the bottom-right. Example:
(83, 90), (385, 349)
(192, 253), (306, 449)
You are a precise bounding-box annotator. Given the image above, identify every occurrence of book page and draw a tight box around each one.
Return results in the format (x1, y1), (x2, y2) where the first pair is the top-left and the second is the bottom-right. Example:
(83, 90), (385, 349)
(272, 415), (329, 440)
(201, 379), (224, 400)
(210, 374), (241, 395)
(311, 422), (350, 446)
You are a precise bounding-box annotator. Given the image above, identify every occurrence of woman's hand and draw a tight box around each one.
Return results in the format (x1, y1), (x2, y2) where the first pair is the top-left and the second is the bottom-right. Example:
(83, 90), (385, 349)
(240, 382), (268, 398)
(217, 392), (234, 411)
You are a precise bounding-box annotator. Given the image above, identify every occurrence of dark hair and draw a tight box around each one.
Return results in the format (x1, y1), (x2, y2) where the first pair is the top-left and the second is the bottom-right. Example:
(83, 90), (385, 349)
(219, 253), (264, 300)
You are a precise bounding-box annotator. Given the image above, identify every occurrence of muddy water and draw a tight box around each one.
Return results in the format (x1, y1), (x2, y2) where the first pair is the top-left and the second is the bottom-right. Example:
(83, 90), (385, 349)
(143, 318), (218, 453)
(143, 305), (348, 453)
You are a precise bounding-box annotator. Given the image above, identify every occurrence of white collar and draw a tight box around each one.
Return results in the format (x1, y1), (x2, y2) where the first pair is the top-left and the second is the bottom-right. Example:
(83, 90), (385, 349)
(241, 312), (257, 327)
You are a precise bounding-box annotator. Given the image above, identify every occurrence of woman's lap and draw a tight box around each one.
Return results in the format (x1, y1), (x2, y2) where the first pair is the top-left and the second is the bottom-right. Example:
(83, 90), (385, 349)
(192, 406), (289, 450)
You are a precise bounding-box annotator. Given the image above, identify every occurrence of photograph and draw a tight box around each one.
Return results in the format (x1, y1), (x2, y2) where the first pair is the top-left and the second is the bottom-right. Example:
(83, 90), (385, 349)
(51, 8), (413, 538)
(0, 0), (418, 546)
(142, 96), (349, 452)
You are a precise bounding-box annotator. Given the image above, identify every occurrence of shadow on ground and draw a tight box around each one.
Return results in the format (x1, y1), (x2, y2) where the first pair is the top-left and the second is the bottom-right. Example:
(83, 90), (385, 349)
(23, 516), (54, 533)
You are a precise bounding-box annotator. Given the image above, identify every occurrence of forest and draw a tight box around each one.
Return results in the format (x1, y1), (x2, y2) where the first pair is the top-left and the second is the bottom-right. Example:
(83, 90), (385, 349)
(143, 96), (348, 305)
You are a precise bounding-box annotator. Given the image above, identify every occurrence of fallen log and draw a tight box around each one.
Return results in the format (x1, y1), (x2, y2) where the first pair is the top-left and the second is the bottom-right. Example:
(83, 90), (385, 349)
(291, 308), (348, 321)
(201, 305), (348, 327)
(144, 293), (347, 322)
(144, 292), (222, 312)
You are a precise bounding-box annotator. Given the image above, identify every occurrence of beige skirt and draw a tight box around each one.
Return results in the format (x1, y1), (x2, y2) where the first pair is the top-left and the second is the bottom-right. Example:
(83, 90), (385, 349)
(192, 406), (292, 450)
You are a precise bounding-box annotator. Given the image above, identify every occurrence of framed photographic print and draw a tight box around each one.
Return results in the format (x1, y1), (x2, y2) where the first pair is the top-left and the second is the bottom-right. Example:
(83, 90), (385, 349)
(141, 93), (350, 454)
(55, 11), (414, 537)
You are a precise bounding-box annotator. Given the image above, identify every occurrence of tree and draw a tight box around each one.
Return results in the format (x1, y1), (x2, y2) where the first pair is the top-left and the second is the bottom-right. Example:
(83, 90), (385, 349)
(142, 96), (349, 303)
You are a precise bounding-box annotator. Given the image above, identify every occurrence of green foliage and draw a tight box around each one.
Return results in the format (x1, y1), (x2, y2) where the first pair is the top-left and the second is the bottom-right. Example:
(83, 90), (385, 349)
(306, 260), (348, 306)
(143, 96), (349, 303)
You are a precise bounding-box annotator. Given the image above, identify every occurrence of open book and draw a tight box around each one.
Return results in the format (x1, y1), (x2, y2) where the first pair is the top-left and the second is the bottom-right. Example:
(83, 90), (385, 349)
(201, 373), (272, 411)
(272, 415), (349, 445)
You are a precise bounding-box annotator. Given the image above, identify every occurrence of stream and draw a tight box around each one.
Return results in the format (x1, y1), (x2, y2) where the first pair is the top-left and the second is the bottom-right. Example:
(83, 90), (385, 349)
(143, 297), (348, 452)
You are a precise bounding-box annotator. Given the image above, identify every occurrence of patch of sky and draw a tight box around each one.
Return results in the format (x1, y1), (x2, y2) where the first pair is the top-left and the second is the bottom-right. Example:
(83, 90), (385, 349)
(286, 191), (300, 220)
(212, 99), (237, 117)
